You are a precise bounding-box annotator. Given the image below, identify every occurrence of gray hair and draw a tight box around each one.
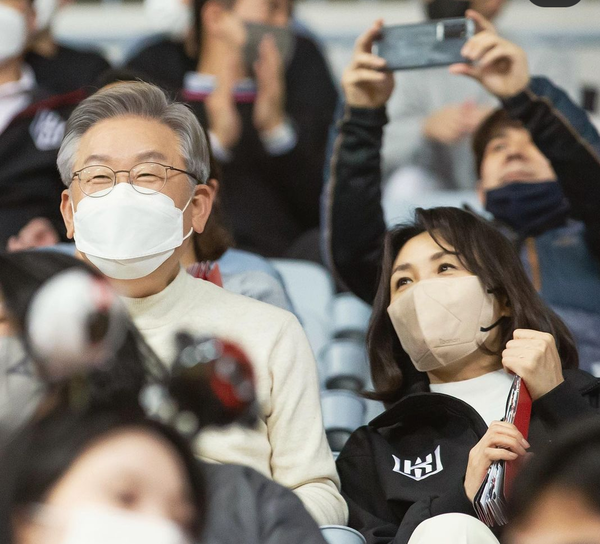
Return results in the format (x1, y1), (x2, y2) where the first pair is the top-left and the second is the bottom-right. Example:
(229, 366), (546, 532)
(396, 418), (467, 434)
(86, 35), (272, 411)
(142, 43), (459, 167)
(57, 81), (210, 187)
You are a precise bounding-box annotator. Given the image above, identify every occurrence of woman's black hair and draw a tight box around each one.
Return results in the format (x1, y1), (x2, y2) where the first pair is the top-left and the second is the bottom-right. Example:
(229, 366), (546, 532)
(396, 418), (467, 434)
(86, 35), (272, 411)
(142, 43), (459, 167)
(0, 251), (166, 408)
(0, 406), (206, 543)
(366, 207), (579, 405)
(508, 417), (600, 525)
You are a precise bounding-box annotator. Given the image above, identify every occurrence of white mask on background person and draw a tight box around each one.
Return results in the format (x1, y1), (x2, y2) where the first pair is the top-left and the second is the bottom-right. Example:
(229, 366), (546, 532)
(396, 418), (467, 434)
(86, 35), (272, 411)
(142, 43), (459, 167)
(33, 506), (191, 544)
(33, 0), (60, 32)
(73, 183), (194, 280)
(387, 276), (504, 373)
(0, 336), (45, 442)
(144, 0), (192, 40)
(0, 4), (28, 64)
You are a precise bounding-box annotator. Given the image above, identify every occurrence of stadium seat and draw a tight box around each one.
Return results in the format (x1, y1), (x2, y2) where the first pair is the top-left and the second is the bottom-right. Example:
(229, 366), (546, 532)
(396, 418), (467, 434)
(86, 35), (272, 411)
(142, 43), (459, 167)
(321, 389), (366, 453)
(318, 339), (369, 392)
(321, 525), (367, 544)
(330, 292), (372, 341)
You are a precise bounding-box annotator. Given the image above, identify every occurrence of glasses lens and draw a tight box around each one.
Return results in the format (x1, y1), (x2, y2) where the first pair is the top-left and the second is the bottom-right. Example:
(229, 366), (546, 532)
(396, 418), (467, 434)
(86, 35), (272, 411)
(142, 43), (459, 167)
(78, 166), (115, 196)
(131, 163), (167, 195)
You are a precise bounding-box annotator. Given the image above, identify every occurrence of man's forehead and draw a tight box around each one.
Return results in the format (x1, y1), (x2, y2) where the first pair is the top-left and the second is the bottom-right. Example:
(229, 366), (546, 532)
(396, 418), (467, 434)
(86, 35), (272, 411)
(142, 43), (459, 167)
(75, 117), (181, 165)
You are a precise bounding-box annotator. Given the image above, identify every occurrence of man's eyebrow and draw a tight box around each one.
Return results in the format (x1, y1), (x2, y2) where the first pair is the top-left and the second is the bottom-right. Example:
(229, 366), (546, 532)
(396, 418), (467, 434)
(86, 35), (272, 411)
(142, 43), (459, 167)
(135, 151), (168, 163)
(82, 154), (111, 165)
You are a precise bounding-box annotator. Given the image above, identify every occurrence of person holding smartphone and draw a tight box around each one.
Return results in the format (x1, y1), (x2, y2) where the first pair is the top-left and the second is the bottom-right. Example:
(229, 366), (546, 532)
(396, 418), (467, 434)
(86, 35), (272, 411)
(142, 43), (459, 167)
(324, 11), (600, 373)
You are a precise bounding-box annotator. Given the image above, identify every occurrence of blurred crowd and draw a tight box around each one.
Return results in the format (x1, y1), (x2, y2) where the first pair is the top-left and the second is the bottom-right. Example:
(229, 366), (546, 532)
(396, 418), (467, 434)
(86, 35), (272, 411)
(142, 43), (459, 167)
(1, 0), (600, 543)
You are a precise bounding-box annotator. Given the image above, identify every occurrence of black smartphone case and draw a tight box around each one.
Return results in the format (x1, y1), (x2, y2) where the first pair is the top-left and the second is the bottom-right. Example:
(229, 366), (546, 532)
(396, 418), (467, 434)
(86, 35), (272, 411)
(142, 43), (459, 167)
(374, 18), (475, 71)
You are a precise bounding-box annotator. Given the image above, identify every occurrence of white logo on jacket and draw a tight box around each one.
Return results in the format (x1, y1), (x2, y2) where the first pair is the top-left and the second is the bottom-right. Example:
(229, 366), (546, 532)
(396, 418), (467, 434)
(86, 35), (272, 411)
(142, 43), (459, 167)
(30, 109), (65, 151)
(392, 446), (443, 481)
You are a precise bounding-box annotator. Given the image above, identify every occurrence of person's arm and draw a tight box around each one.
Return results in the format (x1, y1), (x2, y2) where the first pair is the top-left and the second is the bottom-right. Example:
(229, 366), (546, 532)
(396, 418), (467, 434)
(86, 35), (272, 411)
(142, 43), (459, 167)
(267, 312), (348, 526)
(323, 21), (394, 304)
(451, 10), (600, 258)
(337, 430), (477, 544)
(501, 78), (600, 258)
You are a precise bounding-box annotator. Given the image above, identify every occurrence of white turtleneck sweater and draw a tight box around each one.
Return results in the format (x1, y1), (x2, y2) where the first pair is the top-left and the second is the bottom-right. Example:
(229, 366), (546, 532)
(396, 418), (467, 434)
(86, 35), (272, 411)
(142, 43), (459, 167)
(121, 268), (348, 526)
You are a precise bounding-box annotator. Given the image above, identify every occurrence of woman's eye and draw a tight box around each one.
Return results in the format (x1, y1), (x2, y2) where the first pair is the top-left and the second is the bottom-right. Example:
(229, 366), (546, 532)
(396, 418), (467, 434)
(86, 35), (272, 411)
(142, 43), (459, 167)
(438, 263), (456, 273)
(395, 277), (412, 288)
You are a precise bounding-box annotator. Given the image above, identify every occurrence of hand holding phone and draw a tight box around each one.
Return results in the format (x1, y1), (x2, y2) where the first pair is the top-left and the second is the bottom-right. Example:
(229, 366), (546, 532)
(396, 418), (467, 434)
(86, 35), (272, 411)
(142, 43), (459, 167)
(449, 10), (530, 99)
(342, 20), (395, 109)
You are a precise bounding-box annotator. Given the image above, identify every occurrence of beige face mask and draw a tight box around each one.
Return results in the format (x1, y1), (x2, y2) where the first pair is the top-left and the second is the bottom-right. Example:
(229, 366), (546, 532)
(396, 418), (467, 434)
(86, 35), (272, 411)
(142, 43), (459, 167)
(387, 276), (503, 372)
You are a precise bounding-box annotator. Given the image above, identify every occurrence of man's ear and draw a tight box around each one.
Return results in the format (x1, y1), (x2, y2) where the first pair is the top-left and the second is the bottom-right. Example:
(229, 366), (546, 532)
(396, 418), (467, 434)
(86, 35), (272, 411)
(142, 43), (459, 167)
(60, 189), (75, 239)
(191, 181), (216, 234)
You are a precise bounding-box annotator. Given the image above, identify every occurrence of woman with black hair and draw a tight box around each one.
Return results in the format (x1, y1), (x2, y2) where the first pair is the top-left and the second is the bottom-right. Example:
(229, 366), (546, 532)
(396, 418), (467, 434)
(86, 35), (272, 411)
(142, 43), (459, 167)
(336, 207), (600, 544)
(0, 407), (205, 544)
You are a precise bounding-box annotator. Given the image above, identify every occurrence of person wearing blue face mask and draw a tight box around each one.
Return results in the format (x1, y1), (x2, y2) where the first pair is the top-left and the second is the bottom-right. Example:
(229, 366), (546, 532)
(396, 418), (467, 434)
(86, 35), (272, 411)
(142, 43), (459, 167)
(324, 11), (600, 374)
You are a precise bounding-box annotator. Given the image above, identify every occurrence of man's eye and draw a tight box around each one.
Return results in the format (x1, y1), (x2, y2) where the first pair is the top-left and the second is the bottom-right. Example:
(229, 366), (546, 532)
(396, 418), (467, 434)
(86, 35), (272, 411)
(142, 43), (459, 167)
(491, 143), (507, 152)
(91, 175), (112, 182)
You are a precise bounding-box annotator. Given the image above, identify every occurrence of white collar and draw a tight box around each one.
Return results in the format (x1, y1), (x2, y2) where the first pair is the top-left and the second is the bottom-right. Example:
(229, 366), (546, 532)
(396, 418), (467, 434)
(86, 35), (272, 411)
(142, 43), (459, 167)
(0, 64), (36, 100)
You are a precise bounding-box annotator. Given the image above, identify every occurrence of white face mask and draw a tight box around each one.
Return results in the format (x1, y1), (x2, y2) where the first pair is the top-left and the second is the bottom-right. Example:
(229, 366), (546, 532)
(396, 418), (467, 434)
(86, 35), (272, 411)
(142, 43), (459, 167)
(73, 183), (194, 280)
(34, 505), (191, 544)
(144, 0), (192, 40)
(0, 336), (44, 442)
(387, 276), (504, 373)
(0, 4), (27, 64)
(33, 0), (59, 32)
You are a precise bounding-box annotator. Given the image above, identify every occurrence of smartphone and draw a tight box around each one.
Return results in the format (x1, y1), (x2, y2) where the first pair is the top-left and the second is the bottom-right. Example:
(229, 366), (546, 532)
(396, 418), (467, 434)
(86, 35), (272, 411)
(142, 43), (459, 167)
(244, 22), (296, 75)
(374, 17), (475, 71)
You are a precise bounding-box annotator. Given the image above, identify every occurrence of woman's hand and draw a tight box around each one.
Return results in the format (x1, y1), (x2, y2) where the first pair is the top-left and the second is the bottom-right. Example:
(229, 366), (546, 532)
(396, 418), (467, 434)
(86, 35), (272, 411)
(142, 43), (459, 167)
(502, 329), (564, 401)
(342, 20), (395, 109)
(449, 9), (530, 99)
(464, 421), (530, 502)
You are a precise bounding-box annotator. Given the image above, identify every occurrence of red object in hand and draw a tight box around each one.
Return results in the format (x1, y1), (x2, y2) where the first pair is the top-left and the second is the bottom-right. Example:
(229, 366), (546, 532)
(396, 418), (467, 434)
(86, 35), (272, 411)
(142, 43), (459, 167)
(504, 380), (532, 497)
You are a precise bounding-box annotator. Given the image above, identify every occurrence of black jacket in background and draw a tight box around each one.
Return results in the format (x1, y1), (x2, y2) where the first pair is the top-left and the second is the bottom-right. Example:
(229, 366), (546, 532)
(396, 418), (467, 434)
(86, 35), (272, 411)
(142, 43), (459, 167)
(26, 45), (110, 95)
(336, 370), (600, 544)
(126, 34), (339, 258)
(0, 89), (83, 248)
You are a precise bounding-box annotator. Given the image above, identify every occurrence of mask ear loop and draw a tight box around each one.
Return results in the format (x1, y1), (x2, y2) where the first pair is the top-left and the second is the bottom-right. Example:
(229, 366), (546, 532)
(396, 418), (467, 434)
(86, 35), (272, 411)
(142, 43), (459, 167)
(180, 186), (197, 241)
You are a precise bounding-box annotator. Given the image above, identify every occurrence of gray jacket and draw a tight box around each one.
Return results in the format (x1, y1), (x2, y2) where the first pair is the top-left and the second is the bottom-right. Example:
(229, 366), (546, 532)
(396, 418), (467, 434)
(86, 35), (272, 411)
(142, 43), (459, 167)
(202, 463), (328, 544)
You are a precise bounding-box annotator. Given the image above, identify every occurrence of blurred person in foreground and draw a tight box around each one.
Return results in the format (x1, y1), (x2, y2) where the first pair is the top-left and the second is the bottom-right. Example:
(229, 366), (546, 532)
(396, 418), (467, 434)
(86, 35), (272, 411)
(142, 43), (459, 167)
(0, 0), (81, 251)
(324, 11), (600, 373)
(0, 407), (206, 544)
(505, 419), (600, 544)
(56, 81), (347, 526)
(382, 0), (578, 192)
(0, 250), (330, 544)
(129, 0), (338, 261)
(25, 0), (111, 95)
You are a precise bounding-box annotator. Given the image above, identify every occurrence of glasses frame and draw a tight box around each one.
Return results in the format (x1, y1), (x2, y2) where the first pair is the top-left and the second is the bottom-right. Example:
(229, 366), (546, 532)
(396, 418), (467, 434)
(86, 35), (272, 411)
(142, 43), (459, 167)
(72, 162), (205, 198)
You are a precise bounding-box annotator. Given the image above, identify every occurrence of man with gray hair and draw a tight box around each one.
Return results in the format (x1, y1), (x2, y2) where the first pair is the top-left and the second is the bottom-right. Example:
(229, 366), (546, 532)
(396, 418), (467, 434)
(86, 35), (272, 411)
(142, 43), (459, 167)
(58, 80), (348, 527)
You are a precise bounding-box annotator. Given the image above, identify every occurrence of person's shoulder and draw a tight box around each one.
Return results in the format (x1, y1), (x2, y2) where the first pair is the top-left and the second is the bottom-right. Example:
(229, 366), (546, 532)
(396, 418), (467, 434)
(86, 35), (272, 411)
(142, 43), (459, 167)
(17, 88), (86, 120)
(126, 36), (186, 64)
(184, 272), (297, 326)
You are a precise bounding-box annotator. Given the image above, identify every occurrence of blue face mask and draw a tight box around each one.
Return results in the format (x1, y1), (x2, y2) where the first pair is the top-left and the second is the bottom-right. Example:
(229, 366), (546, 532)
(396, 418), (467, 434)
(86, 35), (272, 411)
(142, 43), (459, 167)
(485, 181), (570, 237)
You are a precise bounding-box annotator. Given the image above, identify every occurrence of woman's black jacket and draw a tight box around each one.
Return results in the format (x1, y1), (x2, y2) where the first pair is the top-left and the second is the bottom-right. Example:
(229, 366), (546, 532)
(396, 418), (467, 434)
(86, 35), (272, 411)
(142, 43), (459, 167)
(336, 370), (600, 544)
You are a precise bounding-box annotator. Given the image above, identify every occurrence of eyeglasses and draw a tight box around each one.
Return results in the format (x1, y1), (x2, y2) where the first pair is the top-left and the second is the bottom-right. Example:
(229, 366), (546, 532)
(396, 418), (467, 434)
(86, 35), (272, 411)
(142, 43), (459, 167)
(72, 162), (205, 198)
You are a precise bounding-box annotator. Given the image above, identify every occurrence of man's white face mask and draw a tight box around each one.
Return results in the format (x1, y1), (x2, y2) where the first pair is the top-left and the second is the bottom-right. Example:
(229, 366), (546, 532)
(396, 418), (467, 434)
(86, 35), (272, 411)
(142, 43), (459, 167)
(33, 0), (59, 32)
(144, 0), (192, 40)
(33, 506), (191, 544)
(0, 4), (28, 64)
(387, 276), (504, 372)
(72, 183), (194, 280)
